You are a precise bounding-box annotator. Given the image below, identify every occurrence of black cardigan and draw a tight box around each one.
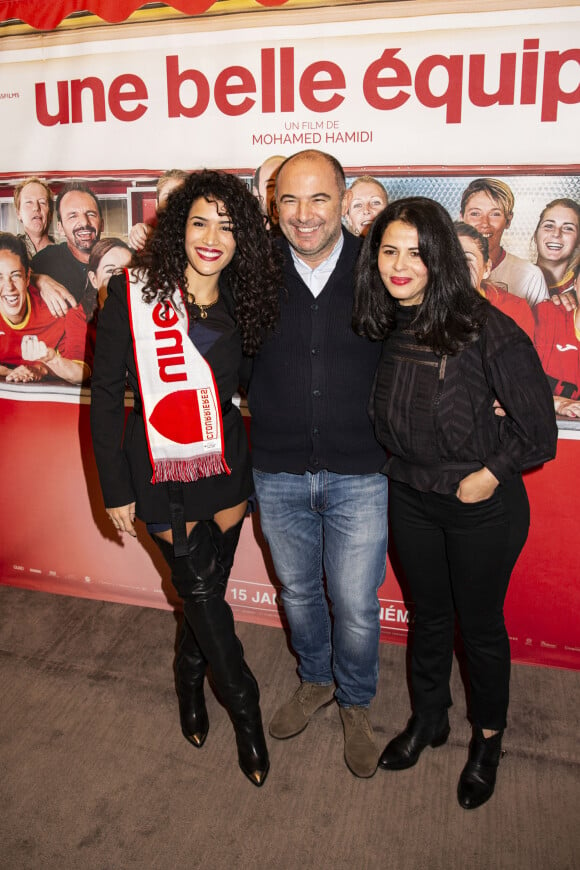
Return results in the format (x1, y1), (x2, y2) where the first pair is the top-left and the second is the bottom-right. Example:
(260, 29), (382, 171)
(247, 230), (385, 475)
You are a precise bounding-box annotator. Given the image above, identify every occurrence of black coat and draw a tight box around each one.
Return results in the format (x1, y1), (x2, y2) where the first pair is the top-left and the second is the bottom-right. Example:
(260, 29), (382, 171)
(90, 272), (253, 522)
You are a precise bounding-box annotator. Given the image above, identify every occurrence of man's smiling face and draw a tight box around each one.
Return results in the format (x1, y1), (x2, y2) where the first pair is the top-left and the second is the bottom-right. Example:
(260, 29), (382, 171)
(276, 154), (346, 269)
(58, 190), (103, 262)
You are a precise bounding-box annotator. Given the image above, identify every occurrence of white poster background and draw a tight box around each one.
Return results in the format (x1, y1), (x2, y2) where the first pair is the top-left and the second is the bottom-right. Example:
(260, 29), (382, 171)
(1, 6), (579, 172)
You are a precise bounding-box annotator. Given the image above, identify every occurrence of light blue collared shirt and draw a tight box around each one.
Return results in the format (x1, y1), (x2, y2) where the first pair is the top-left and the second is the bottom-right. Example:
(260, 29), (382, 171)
(290, 233), (345, 298)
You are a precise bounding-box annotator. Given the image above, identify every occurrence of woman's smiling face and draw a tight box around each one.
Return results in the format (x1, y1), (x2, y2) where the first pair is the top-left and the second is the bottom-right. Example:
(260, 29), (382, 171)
(0, 249), (29, 324)
(346, 180), (387, 237)
(184, 197), (236, 282)
(461, 191), (510, 257)
(535, 204), (579, 267)
(378, 220), (429, 307)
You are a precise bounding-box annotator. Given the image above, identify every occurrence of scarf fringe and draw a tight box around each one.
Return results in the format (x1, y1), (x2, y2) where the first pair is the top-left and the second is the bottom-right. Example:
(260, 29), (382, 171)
(153, 454), (231, 484)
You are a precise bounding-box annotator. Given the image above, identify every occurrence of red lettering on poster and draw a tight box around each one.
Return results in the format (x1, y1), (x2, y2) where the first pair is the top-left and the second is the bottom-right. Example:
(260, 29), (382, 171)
(108, 74), (149, 121)
(214, 66), (256, 116)
(33, 40), (580, 128)
(541, 48), (580, 122)
(363, 49), (412, 111)
(299, 61), (345, 112)
(414, 54), (463, 124)
(166, 55), (210, 118)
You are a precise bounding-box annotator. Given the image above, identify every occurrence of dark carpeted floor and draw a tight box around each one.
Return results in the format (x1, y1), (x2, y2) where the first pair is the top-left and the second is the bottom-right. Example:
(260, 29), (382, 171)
(0, 584), (578, 870)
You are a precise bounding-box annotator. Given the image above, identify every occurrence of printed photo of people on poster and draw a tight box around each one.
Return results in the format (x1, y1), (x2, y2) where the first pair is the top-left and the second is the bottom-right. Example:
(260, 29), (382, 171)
(2, 169), (579, 429)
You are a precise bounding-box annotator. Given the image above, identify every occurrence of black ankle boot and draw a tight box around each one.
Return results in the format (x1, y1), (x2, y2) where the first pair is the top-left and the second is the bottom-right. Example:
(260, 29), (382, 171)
(155, 536), (209, 748)
(379, 710), (450, 771)
(457, 728), (504, 810)
(175, 617), (209, 748)
(182, 521), (269, 787)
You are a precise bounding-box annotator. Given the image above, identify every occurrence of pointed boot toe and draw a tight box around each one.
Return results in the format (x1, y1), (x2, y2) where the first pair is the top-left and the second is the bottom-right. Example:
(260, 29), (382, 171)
(179, 686), (209, 749)
(182, 720), (209, 749)
(241, 759), (270, 788)
(235, 715), (270, 787)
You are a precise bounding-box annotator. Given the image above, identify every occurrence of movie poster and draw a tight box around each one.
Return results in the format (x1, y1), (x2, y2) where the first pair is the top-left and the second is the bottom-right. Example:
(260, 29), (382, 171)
(1, 4), (579, 667)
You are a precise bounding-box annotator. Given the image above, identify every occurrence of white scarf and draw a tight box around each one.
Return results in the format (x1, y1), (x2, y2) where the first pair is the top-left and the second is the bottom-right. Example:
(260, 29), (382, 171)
(127, 272), (230, 484)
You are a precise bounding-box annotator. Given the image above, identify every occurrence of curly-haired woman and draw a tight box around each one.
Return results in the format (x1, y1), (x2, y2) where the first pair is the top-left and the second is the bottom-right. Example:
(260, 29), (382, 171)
(90, 170), (280, 787)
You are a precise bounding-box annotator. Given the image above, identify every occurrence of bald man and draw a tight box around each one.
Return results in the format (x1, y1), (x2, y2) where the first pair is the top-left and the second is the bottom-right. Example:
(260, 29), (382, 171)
(247, 150), (388, 779)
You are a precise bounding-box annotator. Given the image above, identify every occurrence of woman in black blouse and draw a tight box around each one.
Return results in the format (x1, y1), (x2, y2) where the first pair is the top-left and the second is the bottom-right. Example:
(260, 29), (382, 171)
(91, 171), (279, 787)
(353, 197), (557, 809)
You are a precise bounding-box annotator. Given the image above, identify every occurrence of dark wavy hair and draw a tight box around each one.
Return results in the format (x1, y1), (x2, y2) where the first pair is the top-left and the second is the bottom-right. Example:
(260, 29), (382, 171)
(454, 220), (489, 262)
(133, 170), (280, 356)
(0, 232), (30, 271)
(353, 197), (487, 355)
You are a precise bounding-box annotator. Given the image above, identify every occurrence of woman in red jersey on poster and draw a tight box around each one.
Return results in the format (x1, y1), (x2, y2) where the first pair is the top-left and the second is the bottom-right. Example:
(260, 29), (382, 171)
(455, 221), (535, 339)
(0, 233), (88, 385)
(534, 198), (580, 307)
(533, 254), (580, 418)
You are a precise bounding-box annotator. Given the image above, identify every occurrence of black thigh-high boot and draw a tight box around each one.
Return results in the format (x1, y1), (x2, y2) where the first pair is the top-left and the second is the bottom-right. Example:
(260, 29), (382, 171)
(175, 520), (269, 787)
(206, 519), (269, 782)
(155, 537), (209, 748)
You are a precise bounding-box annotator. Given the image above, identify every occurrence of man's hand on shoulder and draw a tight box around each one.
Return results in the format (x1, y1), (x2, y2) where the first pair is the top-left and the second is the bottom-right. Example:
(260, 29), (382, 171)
(33, 273), (77, 317)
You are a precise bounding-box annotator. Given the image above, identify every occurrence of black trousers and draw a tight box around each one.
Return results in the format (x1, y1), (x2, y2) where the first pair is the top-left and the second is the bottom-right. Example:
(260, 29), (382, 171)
(389, 475), (530, 731)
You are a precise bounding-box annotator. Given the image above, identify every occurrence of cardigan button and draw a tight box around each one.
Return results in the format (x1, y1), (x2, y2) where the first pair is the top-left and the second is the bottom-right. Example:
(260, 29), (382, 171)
(312, 389), (321, 398)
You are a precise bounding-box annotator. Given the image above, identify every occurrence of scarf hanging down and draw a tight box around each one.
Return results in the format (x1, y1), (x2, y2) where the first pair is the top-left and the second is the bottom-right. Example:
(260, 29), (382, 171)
(127, 272), (231, 484)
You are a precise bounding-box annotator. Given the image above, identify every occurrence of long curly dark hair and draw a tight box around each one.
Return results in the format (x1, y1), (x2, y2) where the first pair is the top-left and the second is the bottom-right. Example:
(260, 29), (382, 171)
(353, 197), (487, 355)
(133, 170), (280, 355)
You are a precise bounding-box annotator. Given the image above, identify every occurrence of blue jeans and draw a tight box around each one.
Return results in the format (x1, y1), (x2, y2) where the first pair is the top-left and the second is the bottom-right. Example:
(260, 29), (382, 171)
(253, 469), (388, 707)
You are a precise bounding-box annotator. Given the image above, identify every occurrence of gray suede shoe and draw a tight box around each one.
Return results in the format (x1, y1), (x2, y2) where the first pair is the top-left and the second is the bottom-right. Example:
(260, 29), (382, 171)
(269, 682), (335, 739)
(340, 706), (379, 778)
